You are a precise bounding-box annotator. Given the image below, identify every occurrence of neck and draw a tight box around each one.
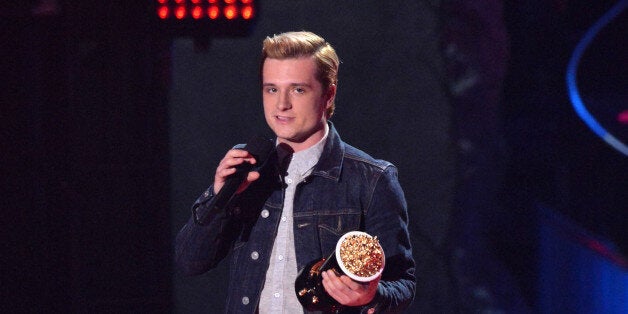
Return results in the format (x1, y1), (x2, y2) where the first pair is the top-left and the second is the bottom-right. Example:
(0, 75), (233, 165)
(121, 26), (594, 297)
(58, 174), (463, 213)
(280, 122), (329, 153)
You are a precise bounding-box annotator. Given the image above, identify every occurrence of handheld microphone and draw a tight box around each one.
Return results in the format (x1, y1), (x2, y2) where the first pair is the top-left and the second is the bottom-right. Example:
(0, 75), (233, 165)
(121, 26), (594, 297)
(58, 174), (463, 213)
(194, 135), (274, 225)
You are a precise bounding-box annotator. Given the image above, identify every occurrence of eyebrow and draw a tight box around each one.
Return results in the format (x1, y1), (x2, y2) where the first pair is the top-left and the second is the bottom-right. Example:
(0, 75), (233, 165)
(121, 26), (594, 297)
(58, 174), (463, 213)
(262, 82), (312, 87)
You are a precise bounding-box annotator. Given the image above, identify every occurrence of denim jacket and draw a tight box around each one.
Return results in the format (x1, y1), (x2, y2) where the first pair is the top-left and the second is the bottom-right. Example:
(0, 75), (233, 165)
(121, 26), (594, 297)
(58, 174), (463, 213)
(175, 123), (416, 313)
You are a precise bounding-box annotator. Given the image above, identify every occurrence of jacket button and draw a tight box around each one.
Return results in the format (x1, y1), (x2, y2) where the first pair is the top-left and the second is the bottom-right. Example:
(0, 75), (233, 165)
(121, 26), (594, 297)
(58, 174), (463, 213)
(203, 190), (210, 197)
(242, 296), (249, 305)
(251, 251), (259, 260)
(260, 209), (269, 218)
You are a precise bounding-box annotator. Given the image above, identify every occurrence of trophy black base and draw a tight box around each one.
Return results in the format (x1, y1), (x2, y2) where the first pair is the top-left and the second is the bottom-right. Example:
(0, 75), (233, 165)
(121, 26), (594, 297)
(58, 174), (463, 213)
(294, 252), (343, 313)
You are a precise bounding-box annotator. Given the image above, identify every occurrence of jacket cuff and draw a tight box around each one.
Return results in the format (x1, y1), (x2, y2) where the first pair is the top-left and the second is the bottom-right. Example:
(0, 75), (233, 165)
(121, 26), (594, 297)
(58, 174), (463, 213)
(191, 186), (226, 225)
(359, 288), (382, 314)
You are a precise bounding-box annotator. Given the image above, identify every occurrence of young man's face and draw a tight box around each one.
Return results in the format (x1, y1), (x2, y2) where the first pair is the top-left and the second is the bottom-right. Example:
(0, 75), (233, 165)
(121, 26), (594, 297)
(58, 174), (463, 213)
(262, 57), (335, 152)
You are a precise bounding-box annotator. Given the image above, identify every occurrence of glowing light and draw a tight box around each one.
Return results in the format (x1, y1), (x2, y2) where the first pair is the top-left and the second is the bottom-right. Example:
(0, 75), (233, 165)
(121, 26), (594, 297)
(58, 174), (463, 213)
(224, 5), (237, 19)
(154, 0), (257, 35)
(157, 6), (169, 19)
(566, 0), (628, 156)
(618, 110), (628, 124)
(241, 6), (254, 20)
(208, 6), (220, 19)
(192, 6), (203, 19)
(175, 6), (186, 19)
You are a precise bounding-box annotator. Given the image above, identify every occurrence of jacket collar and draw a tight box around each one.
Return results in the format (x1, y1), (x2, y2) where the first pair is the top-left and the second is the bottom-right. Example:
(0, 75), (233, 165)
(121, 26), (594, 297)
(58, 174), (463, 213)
(309, 122), (343, 181)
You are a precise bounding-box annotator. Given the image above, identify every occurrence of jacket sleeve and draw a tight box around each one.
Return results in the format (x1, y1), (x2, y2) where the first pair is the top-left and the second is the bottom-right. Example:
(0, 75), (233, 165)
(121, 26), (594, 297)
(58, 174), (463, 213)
(174, 186), (241, 276)
(361, 165), (416, 313)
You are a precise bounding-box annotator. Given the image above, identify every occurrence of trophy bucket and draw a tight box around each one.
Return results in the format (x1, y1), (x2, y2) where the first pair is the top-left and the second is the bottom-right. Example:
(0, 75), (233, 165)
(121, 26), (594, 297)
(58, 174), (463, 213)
(335, 231), (385, 282)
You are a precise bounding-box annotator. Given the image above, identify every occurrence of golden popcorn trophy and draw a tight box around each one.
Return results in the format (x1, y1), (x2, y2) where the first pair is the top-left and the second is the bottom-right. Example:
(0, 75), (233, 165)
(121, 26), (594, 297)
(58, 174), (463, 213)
(295, 231), (385, 312)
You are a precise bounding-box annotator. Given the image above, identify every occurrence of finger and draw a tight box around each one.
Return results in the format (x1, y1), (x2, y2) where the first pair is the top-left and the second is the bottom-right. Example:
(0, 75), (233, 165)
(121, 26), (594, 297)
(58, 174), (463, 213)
(214, 166), (238, 188)
(322, 275), (343, 303)
(325, 271), (381, 307)
(235, 172), (260, 194)
(338, 275), (364, 291)
(322, 271), (352, 303)
(220, 155), (255, 169)
(216, 150), (256, 178)
(322, 270), (342, 293)
(219, 149), (255, 166)
(227, 148), (254, 158)
(216, 165), (238, 177)
(246, 171), (261, 182)
(229, 149), (258, 164)
(213, 150), (256, 192)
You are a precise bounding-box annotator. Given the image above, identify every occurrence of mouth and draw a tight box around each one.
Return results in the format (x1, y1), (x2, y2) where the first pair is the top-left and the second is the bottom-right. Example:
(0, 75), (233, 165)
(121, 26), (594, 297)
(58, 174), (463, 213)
(275, 115), (293, 122)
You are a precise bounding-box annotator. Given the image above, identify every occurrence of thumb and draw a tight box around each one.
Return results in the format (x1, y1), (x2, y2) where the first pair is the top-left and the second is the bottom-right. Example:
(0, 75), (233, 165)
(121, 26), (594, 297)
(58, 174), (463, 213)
(235, 171), (260, 194)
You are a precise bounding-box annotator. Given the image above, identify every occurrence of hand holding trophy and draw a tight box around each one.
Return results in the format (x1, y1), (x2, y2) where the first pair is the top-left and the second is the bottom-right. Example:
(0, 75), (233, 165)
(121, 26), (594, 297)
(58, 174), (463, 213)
(295, 231), (385, 312)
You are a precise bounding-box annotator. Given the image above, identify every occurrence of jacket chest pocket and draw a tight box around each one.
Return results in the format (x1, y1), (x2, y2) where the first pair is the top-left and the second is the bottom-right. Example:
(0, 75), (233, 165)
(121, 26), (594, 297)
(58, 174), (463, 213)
(316, 209), (362, 253)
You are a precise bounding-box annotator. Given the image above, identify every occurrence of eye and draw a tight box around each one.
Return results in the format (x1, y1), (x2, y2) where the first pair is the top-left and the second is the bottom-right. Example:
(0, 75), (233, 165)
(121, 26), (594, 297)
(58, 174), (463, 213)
(294, 87), (305, 94)
(265, 87), (277, 94)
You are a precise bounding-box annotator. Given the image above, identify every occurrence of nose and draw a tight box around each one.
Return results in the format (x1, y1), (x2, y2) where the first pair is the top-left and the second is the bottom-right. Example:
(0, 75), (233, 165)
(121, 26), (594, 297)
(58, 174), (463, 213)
(277, 90), (291, 110)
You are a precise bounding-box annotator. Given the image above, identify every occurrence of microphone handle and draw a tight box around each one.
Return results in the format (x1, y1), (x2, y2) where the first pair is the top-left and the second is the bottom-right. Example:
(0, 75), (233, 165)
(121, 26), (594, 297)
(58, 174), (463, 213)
(213, 161), (254, 210)
(194, 135), (273, 225)
(194, 161), (253, 225)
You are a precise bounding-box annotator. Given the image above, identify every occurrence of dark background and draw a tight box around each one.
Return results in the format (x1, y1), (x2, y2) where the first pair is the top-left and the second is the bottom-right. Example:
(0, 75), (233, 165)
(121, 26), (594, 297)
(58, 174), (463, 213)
(2, 0), (626, 313)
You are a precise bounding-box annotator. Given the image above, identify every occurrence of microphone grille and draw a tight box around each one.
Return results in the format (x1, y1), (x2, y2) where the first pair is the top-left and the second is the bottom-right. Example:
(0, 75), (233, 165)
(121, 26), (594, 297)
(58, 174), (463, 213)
(245, 135), (274, 164)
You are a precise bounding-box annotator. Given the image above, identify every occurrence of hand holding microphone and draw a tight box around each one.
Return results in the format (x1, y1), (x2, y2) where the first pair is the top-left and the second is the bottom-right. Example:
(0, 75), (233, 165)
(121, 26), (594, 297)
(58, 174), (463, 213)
(195, 135), (274, 225)
(214, 147), (261, 195)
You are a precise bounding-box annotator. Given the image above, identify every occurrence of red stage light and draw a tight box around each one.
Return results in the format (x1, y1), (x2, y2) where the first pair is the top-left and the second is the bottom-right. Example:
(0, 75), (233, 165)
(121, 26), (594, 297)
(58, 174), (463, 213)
(175, 6), (186, 19)
(192, 6), (203, 19)
(155, 0), (257, 20)
(208, 6), (220, 19)
(241, 6), (254, 20)
(158, 6), (169, 19)
(224, 5), (237, 19)
(154, 0), (257, 37)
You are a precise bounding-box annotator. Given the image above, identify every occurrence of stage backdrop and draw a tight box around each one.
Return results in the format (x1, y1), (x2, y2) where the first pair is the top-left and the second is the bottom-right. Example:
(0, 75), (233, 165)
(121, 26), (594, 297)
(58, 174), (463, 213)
(169, 1), (457, 313)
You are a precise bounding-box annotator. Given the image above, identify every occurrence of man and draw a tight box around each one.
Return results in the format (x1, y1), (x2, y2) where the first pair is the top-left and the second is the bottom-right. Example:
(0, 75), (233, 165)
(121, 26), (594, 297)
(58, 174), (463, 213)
(175, 31), (415, 313)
